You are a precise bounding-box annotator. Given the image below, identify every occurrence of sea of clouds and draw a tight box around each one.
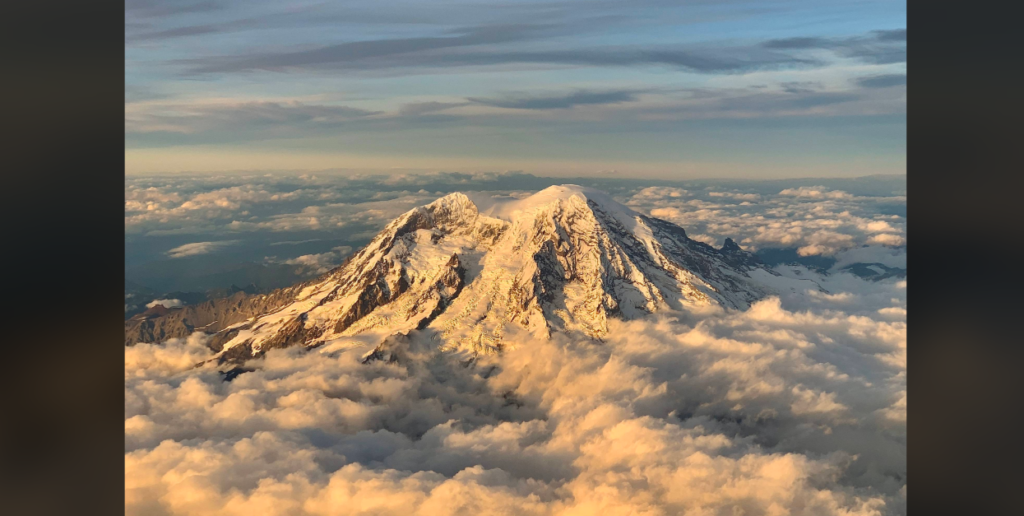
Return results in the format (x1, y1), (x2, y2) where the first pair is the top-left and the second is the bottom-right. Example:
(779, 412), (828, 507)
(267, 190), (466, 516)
(626, 184), (905, 256)
(125, 172), (905, 282)
(125, 173), (905, 515)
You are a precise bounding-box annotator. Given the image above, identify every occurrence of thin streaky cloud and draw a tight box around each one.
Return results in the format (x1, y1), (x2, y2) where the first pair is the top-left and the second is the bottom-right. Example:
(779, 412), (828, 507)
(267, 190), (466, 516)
(468, 90), (641, 110)
(125, 1), (906, 177)
(856, 74), (907, 89)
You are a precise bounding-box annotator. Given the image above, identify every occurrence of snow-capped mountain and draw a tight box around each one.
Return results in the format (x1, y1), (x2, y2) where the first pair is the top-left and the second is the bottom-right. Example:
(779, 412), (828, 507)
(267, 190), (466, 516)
(127, 185), (817, 360)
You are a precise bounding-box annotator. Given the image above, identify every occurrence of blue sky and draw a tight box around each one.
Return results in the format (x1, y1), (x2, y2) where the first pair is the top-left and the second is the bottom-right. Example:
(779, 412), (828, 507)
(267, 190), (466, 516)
(125, 0), (906, 178)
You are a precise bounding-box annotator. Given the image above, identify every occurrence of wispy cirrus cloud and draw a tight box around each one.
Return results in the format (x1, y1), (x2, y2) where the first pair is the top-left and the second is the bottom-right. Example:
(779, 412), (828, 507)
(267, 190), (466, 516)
(469, 89), (641, 110)
(125, 0), (226, 18)
(178, 38), (825, 76)
(125, 79), (904, 145)
(125, 1), (905, 177)
(762, 29), (906, 64)
(856, 74), (907, 88)
(178, 23), (547, 74)
(397, 101), (472, 116)
(126, 101), (381, 134)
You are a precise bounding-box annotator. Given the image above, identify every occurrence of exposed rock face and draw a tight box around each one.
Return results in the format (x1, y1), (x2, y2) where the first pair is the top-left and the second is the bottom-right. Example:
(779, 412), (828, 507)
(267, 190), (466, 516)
(124, 286), (308, 347)
(127, 186), (798, 360)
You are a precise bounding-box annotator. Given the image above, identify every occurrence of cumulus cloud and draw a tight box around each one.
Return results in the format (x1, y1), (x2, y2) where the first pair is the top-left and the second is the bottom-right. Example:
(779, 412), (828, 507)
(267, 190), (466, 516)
(779, 186), (854, 200)
(627, 184), (905, 256)
(125, 179), (332, 235)
(708, 191), (761, 201)
(796, 230), (856, 256)
(688, 233), (719, 246)
(867, 233), (905, 246)
(124, 174), (458, 237)
(125, 266), (906, 515)
(630, 186), (690, 202)
(146, 299), (183, 309)
(166, 240), (239, 258)
(265, 246), (354, 275)
(126, 175), (904, 264)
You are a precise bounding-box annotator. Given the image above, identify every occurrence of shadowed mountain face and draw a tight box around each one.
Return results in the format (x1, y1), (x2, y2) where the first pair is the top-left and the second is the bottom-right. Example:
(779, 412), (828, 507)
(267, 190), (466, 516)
(126, 185), (813, 360)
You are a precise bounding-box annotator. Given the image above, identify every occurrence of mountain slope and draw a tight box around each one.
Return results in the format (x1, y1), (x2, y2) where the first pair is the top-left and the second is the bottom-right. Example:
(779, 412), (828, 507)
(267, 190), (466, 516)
(127, 185), (817, 360)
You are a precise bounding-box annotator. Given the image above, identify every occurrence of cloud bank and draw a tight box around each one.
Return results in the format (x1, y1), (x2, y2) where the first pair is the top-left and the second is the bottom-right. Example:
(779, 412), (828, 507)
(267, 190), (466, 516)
(626, 184), (905, 257)
(126, 266), (906, 515)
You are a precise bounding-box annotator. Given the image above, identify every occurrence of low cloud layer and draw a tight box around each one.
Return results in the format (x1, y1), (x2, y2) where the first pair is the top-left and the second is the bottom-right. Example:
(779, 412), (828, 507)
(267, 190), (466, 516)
(125, 175), (446, 236)
(125, 174), (906, 514)
(126, 265), (906, 515)
(469, 89), (640, 110)
(125, 173), (904, 299)
(626, 184), (905, 257)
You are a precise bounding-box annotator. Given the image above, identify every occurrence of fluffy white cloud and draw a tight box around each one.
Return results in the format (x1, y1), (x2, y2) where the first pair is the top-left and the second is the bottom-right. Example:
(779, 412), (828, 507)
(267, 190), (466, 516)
(867, 233), (905, 246)
(146, 299), (183, 309)
(224, 198), (429, 234)
(265, 246), (354, 275)
(125, 268), (906, 515)
(125, 182), (325, 235)
(627, 186), (905, 256)
(124, 174), (521, 236)
(689, 233), (719, 246)
(709, 191), (762, 201)
(779, 186), (854, 200)
(166, 240), (239, 258)
(796, 230), (856, 256)
(630, 186), (690, 201)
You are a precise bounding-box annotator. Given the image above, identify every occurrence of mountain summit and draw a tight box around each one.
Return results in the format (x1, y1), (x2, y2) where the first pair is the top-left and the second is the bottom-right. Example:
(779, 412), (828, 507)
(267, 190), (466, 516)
(127, 186), (800, 360)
